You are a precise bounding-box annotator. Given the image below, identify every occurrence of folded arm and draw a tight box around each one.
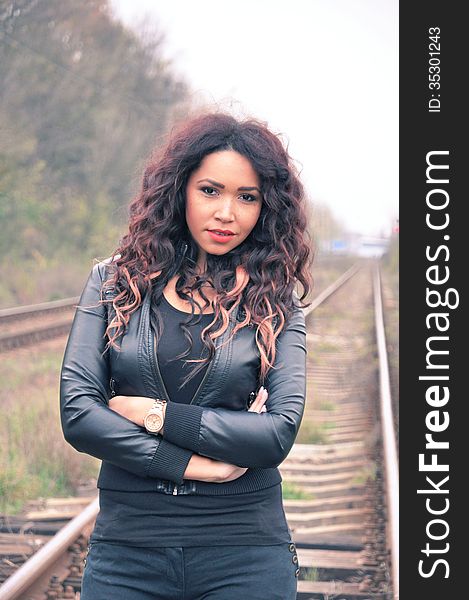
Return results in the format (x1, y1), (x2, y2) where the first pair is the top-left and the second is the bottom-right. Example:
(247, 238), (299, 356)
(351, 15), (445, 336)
(59, 261), (194, 485)
(162, 305), (307, 468)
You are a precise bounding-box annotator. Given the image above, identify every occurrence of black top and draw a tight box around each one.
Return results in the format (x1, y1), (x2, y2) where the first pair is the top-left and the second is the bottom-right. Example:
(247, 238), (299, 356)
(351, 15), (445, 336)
(90, 293), (290, 547)
(157, 292), (214, 405)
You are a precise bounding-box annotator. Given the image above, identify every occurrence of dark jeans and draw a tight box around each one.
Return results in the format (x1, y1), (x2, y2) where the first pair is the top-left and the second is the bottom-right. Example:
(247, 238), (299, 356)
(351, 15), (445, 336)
(81, 540), (299, 600)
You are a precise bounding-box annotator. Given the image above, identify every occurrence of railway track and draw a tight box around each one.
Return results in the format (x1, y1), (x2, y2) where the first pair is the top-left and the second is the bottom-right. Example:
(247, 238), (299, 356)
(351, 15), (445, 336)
(0, 298), (78, 352)
(282, 262), (398, 599)
(0, 260), (398, 600)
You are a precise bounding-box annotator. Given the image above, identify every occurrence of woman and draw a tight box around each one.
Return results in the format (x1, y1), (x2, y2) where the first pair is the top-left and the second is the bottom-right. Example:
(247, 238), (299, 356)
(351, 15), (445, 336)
(60, 112), (313, 600)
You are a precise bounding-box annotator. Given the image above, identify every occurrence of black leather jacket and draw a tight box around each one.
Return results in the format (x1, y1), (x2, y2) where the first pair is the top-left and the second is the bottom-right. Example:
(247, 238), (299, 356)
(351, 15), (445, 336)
(60, 259), (306, 496)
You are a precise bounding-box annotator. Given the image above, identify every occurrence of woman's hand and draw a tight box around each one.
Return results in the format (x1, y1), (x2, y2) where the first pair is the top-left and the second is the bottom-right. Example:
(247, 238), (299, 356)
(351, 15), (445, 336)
(184, 455), (248, 483)
(247, 386), (268, 414)
(108, 395), (155, 427)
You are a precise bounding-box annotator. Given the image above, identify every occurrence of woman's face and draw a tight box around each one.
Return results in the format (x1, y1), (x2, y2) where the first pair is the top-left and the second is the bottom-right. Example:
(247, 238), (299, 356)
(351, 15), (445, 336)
(185, 150), (263, 272)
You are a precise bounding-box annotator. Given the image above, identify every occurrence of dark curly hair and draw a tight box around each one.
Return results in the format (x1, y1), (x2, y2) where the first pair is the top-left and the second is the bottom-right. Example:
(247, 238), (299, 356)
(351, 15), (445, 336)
(100, 112), (314, 388)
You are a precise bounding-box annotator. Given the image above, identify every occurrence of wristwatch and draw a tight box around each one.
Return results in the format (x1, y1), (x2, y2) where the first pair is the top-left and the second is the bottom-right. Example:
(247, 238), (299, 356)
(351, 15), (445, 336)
(144, 399), (167, 434)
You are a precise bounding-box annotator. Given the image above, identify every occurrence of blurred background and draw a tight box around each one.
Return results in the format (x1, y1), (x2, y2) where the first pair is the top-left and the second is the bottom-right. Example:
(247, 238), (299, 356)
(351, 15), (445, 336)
(0, 0), (398, 518)
(0, 0), (398, 307)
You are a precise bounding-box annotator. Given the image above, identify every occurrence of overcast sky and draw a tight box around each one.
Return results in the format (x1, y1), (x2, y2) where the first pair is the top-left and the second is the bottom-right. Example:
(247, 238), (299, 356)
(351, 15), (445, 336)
(109, 0), (398, 237)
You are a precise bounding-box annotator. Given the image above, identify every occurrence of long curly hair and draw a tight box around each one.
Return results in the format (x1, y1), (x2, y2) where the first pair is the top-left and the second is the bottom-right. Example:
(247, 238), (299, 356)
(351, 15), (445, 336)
(100, 112), (314, 388)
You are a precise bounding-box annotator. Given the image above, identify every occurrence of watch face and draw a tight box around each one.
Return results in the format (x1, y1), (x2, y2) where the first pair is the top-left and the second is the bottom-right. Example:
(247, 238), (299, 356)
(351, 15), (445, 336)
(145, 413), (163, 432)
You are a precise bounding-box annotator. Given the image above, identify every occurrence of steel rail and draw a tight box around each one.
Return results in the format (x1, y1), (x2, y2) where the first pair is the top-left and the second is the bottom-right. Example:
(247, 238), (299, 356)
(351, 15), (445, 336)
(0, 297), (79, 323)
(303, 262), (362, 318)
(0, 319), (75, 352)
(0, 497), (99, 600)
(372, 262), (399, 599)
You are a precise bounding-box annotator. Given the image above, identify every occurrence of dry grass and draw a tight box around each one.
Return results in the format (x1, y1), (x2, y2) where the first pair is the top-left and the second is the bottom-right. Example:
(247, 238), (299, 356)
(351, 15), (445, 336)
(0, 339), (99, 514)
(281, 482), (314, 500)
(296, 420), (331, 444)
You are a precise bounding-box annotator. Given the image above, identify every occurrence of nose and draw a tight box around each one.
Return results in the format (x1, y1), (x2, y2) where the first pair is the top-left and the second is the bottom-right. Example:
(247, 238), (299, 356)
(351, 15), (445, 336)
(214, 198), (235, 222)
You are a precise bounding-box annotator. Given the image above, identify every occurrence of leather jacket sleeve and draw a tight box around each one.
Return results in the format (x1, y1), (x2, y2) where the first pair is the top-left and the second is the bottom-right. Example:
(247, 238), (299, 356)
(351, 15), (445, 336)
(59, 262), (193, 484)
(162, 304), (307, 468)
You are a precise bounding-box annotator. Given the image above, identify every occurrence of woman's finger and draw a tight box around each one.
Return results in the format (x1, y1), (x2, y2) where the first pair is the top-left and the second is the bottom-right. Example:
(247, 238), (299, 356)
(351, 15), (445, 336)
(248, 388), (268, 413)
(248, 391), (265, 411)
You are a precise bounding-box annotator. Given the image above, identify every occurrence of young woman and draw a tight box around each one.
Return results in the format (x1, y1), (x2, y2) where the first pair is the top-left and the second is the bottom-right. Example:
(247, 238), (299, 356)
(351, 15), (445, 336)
(60, 112), (313, 599)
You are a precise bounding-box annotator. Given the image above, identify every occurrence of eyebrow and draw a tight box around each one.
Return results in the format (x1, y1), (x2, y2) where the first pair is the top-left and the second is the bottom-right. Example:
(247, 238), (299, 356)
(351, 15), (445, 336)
(196, 178), (261, 194)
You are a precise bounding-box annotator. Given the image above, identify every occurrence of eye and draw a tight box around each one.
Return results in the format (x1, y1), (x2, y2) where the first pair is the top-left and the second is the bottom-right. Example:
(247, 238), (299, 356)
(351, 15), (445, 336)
(201, 186), (218, 196)
(240, 193), (258, 203)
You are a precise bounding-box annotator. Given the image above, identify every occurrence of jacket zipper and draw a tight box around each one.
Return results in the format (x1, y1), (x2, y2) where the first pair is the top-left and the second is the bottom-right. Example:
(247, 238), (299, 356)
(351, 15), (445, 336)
(188, 352), (215, 406)
(152, 335), (172, 402)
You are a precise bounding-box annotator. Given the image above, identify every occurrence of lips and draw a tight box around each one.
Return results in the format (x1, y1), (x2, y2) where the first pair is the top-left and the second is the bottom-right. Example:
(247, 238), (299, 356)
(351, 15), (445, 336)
(207, 229), (236, 243)
(208, 229), (235, 235)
